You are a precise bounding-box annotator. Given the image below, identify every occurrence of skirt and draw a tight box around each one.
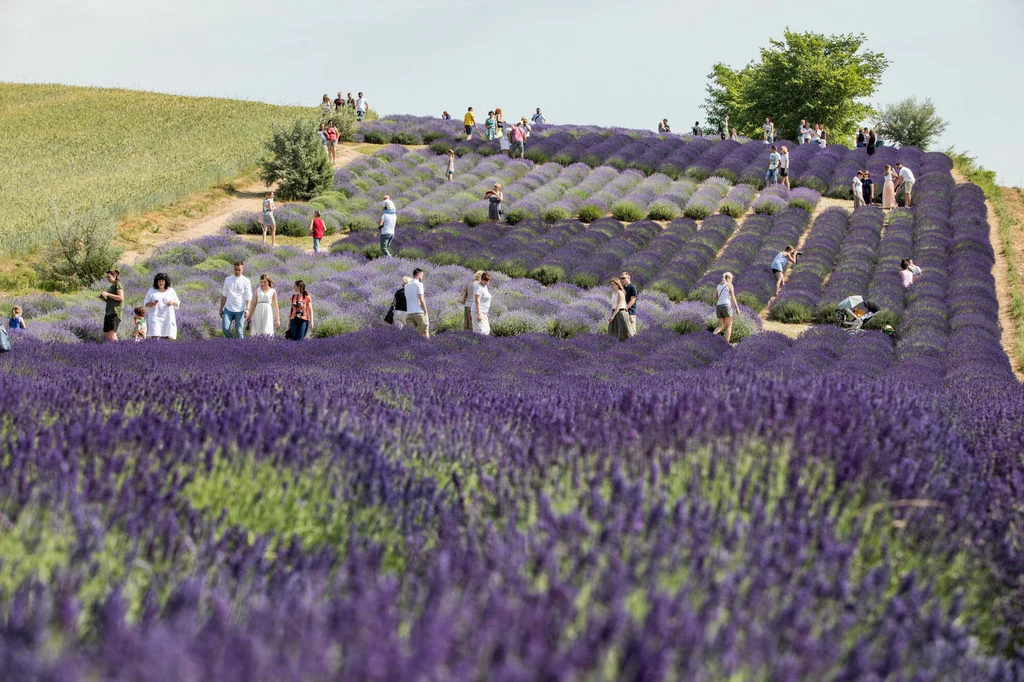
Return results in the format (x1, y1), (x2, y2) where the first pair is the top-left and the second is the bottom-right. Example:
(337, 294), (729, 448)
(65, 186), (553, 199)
(488, 201), (501, 220)
(607, 310), (633, 342)
(472, 312), (491, 335)
(464, 307), (473, 330)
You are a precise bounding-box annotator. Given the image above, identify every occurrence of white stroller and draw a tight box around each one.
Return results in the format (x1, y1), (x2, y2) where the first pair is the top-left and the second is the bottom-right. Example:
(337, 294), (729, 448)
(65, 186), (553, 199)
(835, 296), (881, 332)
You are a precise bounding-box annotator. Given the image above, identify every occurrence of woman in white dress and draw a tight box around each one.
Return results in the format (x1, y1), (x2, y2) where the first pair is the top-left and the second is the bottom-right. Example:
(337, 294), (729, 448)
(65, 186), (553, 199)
(248, 274), (280, 336)
(472, 272), (493, 335)
(143, 272), (181, 340)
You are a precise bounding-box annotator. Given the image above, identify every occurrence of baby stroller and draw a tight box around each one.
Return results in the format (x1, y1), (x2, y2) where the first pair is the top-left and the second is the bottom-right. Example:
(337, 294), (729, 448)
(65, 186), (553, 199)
(835, 296), (880, 332)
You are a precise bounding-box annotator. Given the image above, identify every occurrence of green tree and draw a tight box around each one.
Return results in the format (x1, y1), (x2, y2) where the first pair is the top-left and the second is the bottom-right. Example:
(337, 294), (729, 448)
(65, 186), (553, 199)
(702, 29), (889, 145)
(36, 207), (124, 291)
(877, 97), (948, 150)
(259, 119), (333, 201)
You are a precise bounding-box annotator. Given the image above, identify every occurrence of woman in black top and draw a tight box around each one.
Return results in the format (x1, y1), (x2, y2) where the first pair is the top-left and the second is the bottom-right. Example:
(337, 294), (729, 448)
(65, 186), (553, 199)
(392, 275), (411, 329)
(862, 171), (874, 205)
(866, 130), (877, 156)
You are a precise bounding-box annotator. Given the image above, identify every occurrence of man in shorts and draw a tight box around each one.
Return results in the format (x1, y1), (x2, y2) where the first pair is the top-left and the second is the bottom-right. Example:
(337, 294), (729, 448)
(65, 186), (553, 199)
(510, 122), (526, 159)
(621, 271), (639, 334)
(404, 268), (429, 339)
(379, 195), (397, 258)
(464, 107), (476, 140)
(895, 163), (916, 207)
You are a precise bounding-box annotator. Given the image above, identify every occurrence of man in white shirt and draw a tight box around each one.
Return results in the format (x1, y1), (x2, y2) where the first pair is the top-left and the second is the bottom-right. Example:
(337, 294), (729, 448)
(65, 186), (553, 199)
(404, 268), (429, 338)
(379, 195), (397, 258)
(852, 171), (865, 208)
(895, 163), (916, 207)
(532, 108), (546, 125)
(765, 146), (781, 186)
(356, 92), (369, 120)
(219, 261), (253, 339)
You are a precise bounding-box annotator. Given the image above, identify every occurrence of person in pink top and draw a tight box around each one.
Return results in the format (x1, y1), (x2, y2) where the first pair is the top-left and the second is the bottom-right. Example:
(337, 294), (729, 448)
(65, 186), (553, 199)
(509, 122), (526, 159)
(309, 210), (326, 253)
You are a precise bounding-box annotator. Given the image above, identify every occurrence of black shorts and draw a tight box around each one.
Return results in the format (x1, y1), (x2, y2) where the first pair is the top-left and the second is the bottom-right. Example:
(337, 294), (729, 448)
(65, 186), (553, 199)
(779, 168), (788, 177)
(103, 314), (121, 332)
(465, 125), (473, 135)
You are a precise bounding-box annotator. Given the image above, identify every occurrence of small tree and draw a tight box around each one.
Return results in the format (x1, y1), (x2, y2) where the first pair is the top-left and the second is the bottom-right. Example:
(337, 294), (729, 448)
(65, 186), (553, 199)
(877, 97), (948, 150)
(37, 208), (124, 291)
(320, 106), (359, 143)
(259, 119), (333, 201)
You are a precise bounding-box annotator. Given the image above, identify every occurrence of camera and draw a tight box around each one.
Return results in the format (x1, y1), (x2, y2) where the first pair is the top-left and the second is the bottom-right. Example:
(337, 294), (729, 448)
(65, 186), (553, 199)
(796, 251), (804, 256)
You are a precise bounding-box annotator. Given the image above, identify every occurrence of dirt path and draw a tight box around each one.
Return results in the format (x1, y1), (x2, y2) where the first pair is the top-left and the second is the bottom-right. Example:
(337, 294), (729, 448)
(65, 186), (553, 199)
(120, 145), (365, 266)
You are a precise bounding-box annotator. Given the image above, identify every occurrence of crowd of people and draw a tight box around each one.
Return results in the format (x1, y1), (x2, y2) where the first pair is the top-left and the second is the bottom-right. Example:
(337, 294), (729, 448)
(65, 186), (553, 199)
(851, 162), (916, 209)
(320, 92), (370, 120)
(460, 106), (546, 158)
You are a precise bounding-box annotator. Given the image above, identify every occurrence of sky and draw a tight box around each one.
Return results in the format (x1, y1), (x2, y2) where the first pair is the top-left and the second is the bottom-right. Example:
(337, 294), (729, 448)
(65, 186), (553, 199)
(2, 0), (1022, 184)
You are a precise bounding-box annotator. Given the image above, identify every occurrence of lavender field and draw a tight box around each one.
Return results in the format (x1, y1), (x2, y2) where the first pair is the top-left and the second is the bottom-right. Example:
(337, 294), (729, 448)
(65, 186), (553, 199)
(2, 117), (1024, 680)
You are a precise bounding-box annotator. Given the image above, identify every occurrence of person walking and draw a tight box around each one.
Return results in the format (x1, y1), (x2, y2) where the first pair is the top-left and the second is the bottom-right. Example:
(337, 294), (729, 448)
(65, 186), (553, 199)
(779, 146), (791, 189)
(445, 150), (455, 182)
(717, 118), (726, 140)
(532, 108), (546, 125)
(692, 121), (702, 137)
(8, 306), (26, 332)
(771, 246), (797, 296)
(798, 120), (808, 144)
(464, 107), (477, 140)
(494, 108), (505, 129)
(309, 210), (326, 253)
(248, 274), (280, 337)
(355, 92), (369, 121)
(763, 117), (774, 144)
(325, 120), (339, 163)
(473, 272), (493, 335)
(621, 271), (638, 334)
(499, 126), (512, 157)
(607, 278), (634, 342)
(899, 259), (915, 288)
(882, 165), (897, 210)
(392, 276), (412, 330)
(712, 272), (740, 343)
(856, 128), (867, 148)
(99, 268), (124, 342)
(486, 184), (503, 222)
(220, 261), (253, 339)
(320, 94), (332, 118)
(346, 93), (356, 109)
(261, 192), (277, 246)
(509, 123), (526, 159)
(460, 271), (484, 330)
(852, 171), (865, 208)
(404, 268), (429, 339)
(379, 195), (397, 257)
(485, 111), (497, 141)
(318, 123), (328, 154)
(862, 171), (874, 205)
(144, 273), (180, 340)
(333, 92), (345, 111)
(866, 129), (877, 157)
(896, 163), (916, 207)
(765, 145), (781, 186)
(287, 281), (314, 340)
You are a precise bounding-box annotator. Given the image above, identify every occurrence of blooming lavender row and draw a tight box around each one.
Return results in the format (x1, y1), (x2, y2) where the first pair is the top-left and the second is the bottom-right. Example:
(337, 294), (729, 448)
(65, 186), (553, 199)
(688, 214), (776, 303)
(751, 184), (821, 215)
(769, 207), (850, 321)
(733, 207), (814, 309)
(866, 210), (915, 317)
(816, 206), (886, 313)
(649, 214), (738, 300)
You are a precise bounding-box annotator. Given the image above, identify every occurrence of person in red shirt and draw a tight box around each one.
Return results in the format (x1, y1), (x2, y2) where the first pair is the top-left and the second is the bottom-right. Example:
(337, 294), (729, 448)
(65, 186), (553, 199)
(325, 120), (339, 163)
(309, 210), (326, 253)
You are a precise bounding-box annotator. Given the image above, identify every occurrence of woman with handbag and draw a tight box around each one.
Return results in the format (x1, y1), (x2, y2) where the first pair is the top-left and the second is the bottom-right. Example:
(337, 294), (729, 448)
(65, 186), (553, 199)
(390, 275), (411, 329)
(287, 280), (314, 340)
(485, 184), (503, 223)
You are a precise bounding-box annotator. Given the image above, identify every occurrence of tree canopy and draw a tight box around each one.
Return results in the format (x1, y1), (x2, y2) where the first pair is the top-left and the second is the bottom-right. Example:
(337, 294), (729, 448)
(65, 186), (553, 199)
(259, 119), (334, 201)
(702, 30), (889, 145)
(877, 97), (949, 150)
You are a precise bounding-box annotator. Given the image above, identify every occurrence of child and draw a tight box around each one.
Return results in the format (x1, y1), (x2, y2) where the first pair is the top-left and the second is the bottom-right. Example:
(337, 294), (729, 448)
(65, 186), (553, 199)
(8, 306), (26, 332)
(309, 210), (326, 253)
(132, 306), (147, 342)
(446, 150), (455, 182)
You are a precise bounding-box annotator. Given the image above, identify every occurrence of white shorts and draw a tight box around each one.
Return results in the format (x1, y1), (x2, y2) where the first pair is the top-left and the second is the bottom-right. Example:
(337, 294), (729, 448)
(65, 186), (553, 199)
(903, 180), (914, 194)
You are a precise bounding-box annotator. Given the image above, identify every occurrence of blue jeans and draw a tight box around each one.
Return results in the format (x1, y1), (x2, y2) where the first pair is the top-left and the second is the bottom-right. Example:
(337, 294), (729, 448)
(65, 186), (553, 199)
(312, 237), (321, 252)
(380, 233), (393, 257)
(222, 309), (245, 338)
(288, 318), (309, 340)
(765, 169), (778, 184)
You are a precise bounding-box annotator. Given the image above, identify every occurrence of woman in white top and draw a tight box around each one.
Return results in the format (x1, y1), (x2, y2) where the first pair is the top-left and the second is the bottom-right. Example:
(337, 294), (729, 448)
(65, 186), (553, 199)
(261, 192), (276, 247)
(143, 272), (181, 340)
(779, 146), (791, 189)
(499, 127), (512, 157)
(712, 272), (740, 343)
(607, 278), (633, 342)
(248, 274), (280, 336)
(461, 270), (485, 330)
(763, 117), (774, 144)
(473, 272), (493, 335)
(730, 128), (739, 141)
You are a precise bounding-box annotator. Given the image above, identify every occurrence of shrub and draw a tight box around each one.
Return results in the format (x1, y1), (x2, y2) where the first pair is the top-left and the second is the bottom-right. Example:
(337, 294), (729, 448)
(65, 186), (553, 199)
(311, 317), (361, 338)
(361, 130), (390, 144)
(670, 319), (705, 335)
(768, 300), (812, 323)
(390, 131), (420, 145)
(523, 149), (549, 164)
(685, 167), (712, 181)
(463, 208), (490, 227)
(429, 139), (452, 155)
(812, 304), (838, 324)
(529, 265), (566, 285)
(687, 286), (716, 305)
(542, 206), (572, 223)
(753, 199), (783, 215)
(736, 292), (762, 310)
(548, 317), (590, 339)
(477, 146), (497, 157)
(718, 201), (747, 218)
(421, 131), (448, 144)
(611, 201), (646, 222)
(259, 119), (333, 201)
(424, 210), (454, 227)
(37, 210), (124, 291)
(713, 169), (739, 183)
(347, 215), (378, 232)
(581, 154), (602, 168)
(568, 272), (600, 288)
(656, 164), (682, 180)
(864, 310), (899, 330)
(789, 195), (817, 212)
(650, 281), (686, 301)
(576, 204), (605, 223)
(462, 255), (492, 272)
(647, 201), (680, 221)
(703, 315), (756, 342)
(492, 312), (544, 337)
(551, 153), (574, 166)
(452, 145), (472, 157)
(504, 207), (534, 225)
(683, 203), (715, 220)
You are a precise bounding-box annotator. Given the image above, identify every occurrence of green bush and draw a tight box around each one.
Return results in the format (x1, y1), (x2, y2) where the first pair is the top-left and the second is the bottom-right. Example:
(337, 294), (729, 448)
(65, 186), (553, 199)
(577, 204), (605, 223)
(687, 285), (716, 305)
(683, 203), (715, 220)
(425, 210), (454, 227)
(330, 240), (367, 256)
(36, 209), (124, 291)
(712, 169), (739, 183)
(568, 272), (600, 288)
(670, 319), (705, 335)
(864, 309), (899, 330)
(462, 255), (492, 272)
(432, 309), (465, 334)
(542, 206), (572, 223)
(259, 119), (334, 201)
(523, 149), (549, 163)
(718, 201), (747, 218)
(685, 167), (712, 182)
(504, 207), (534, 225)
(361, 130), (390, 144)
(736, 292), (762, 310)
(548, 317), (591, 339)
(796, 177), (827, 193)
(477, 145), (497, 157)
(704, 315), (756, 342)
(452, 145), (472, 157)
(650, 281), (686, 302)
(429, 139), (452, 155)
(347, 215), (377, 232)
(647, 201), (680, 221)
(422, 131), (448, 144)
(427, 251), (461, 266)
(462, 208), (490, 227)
(611, 201), (646, 222)
(753, 200), (783, 215)
(551, 153), (574, 166)
(311, 317), (361, 338)
(768, 300), (812, 323)
(656, 164), (682, 180)
(492, 312), (544, 337)
(789, 196), (817, 212)
(606, 158), (627, 171)
(581, 154), (602, 168)
(390, 130), (420, 145)
(529, 265), (566, 285)
(812, 303), (838, 324)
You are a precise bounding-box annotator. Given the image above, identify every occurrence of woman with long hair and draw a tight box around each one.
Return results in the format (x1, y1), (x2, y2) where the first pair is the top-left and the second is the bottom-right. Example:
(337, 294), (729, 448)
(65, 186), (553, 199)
(461, 270), (485, 330)
(288, 280), (314, 340)
(607, 278), (634, 342)
(882, 164), (897, 210)
(99, 268), (124, 341)
(712, 272), (739, 343)
(262, 192), (277, 246)
(485, 184), (503, 223)
(143, 272), (180, 340)
(473, 272), (493, 335)
(392, 275), (412, 330)
(248, 274), (280, 336)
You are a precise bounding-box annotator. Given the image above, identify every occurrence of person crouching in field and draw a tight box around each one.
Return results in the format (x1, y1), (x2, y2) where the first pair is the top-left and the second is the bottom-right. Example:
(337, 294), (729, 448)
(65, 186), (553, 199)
(8, 306), (26, 332)
(132, 307), (147, 342)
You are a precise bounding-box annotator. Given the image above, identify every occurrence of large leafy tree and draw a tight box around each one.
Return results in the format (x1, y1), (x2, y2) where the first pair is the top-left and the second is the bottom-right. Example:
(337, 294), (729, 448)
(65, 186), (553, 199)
(259, 119), (334, 201)
(703, 30), (889, 145)
(877, 97), (948, 149)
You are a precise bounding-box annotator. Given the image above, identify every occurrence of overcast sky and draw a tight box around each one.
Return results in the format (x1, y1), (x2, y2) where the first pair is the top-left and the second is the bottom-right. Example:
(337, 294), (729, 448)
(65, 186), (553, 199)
(2, 0), (1021, 184)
